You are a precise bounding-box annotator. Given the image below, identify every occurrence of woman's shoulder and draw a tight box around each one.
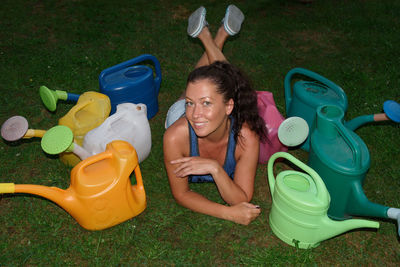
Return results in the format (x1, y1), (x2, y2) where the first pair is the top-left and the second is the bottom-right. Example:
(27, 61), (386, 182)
(239, 122), (259, 140)
(163, 117), (190, 150)
(236, 122), (260, 150)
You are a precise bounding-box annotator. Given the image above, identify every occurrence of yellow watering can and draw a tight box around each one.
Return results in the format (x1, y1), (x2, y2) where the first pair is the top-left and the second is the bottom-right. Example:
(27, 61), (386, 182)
(0, 140), (146, 230)
(58, 91), (111, 166)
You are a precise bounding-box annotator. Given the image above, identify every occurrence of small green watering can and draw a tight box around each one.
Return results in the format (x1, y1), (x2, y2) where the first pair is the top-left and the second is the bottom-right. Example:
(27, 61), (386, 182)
(285, 68), (348, 151)
(268, 152), (379, 249)
(308, 105), (400, 235)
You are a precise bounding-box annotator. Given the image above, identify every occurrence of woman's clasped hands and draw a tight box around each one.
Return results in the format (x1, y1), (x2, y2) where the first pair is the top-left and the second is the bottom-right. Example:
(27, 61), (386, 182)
(171, 156), (219, 178)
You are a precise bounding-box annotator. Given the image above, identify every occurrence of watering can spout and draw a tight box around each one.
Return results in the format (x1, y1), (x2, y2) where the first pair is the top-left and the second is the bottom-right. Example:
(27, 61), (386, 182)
(0, 183), (74, 213)
(345, 100), (399, 131)
(39, 85), (80, 112)
(345, 114), (375, 131)
(320, 216), (379, 240)
(347, 182), (389, 218)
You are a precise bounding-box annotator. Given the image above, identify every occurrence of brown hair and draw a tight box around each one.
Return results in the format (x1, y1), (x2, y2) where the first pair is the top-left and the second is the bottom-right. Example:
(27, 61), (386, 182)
(187, 61), (267, 142)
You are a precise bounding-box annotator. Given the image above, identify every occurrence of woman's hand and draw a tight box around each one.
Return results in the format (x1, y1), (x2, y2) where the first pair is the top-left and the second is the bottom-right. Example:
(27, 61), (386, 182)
(227, 202), (261, 225)
(171, 156), (220, 178)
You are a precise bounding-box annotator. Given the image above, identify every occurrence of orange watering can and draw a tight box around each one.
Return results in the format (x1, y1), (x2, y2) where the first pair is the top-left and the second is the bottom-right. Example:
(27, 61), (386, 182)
(0, 140), (146, 230)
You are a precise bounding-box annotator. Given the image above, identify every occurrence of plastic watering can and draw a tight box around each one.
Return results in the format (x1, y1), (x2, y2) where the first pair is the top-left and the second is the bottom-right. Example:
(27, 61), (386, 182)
(83, 103), (151, 163)
(308, 105), (400, 235)
(58, 91), (111, 166)
(285, 68), (348, 151)
(99, 54), (162, 119)
(256, 91), (287, 163)
(268, 152), (379, 249)
(0, 140), (146, 230)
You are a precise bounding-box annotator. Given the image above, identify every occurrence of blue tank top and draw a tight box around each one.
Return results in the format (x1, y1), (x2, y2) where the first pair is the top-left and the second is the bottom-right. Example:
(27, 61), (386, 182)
(188, 118), (237, 183)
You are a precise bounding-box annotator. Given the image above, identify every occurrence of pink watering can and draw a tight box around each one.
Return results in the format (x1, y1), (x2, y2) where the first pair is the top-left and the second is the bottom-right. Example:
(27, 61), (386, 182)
(256, 91), (288, 163)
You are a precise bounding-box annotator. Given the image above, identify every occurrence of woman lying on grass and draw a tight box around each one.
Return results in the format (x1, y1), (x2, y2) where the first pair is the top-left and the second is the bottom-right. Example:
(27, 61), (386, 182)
(163, 5), (267, 225)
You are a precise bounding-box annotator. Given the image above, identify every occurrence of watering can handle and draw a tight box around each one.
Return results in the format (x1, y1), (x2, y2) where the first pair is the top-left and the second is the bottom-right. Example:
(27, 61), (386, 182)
(100, 107), (136, 137)
(101, 107), (128, 131)
(267, 152), (329, 203)
(99, 54), (162, 94)
(80, 140), (139, 175)
(102, 104), (144, 132)
(71, 99), (95, 121)
(134, 165), (144, 188)
(76, 149), (114, 176)
(284, 68), (348, 115)
(335, 121), (362, 169)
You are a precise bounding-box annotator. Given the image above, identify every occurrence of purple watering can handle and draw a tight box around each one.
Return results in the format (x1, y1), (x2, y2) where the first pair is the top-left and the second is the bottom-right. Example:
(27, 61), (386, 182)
(267, 152), (329, 203)
(99, 54), (162, 94)
(284, 68), (348, 115)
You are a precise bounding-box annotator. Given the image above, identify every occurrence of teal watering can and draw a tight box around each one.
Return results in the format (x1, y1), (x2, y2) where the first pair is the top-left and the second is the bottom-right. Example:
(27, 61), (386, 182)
(308, 105), (400, 236)
(268, 152), (379, 249)
(285, 68), (348, 151)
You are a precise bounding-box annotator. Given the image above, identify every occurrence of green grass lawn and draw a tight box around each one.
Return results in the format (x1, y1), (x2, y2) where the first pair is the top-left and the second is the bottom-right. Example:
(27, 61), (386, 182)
(1, 0), (399, 265)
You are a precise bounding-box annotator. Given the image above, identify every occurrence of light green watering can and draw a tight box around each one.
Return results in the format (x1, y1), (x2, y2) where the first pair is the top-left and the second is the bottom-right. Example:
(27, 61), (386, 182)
(268, 152), (379, 249)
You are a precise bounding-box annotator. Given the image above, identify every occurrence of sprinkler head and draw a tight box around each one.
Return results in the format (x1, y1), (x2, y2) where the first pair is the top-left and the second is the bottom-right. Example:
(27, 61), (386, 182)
(39, 86), (68, 112)
(278, 117), (309, 147)
(1, 116), (29, 141)
(41, 125), (74, 154)
(383, 100), (400, 123)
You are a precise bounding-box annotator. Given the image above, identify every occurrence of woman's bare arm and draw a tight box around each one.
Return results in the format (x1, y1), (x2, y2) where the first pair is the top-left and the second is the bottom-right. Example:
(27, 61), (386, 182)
(221, 124), (260, 203)
(163, 119), (260, 225)
(170, 123), (259, 205)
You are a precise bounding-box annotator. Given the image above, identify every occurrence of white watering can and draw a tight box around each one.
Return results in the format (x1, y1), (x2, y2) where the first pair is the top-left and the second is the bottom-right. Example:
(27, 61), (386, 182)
(83, 103), (151, 163)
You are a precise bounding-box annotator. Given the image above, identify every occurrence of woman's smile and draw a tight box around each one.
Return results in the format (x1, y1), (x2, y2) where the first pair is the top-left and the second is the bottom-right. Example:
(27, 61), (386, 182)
(193, 121), (208, 129)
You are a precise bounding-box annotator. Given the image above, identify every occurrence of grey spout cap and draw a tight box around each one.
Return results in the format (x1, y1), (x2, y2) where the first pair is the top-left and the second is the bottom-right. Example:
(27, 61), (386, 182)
(387, 208), (400, 236)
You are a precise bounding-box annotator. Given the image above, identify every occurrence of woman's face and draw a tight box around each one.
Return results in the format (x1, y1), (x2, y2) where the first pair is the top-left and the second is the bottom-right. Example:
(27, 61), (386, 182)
(185, 79), (233, 137)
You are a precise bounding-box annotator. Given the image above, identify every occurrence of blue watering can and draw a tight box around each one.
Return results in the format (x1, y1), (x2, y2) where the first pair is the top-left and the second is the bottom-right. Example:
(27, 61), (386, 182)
(285, 68), (348, 151)
(99, 54), (162, 119)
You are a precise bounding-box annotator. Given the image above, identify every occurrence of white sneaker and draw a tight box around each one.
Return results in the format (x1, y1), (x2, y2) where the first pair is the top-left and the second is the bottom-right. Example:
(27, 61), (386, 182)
(223, 5), (245, 36)
(187, 6), (207, 38)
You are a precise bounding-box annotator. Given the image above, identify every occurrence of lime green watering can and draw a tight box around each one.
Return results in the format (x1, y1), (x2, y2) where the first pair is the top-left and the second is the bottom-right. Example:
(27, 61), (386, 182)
(308, 105), (400, 236)
(268, 152), (379, 249)
(285, 68), (348, 151)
